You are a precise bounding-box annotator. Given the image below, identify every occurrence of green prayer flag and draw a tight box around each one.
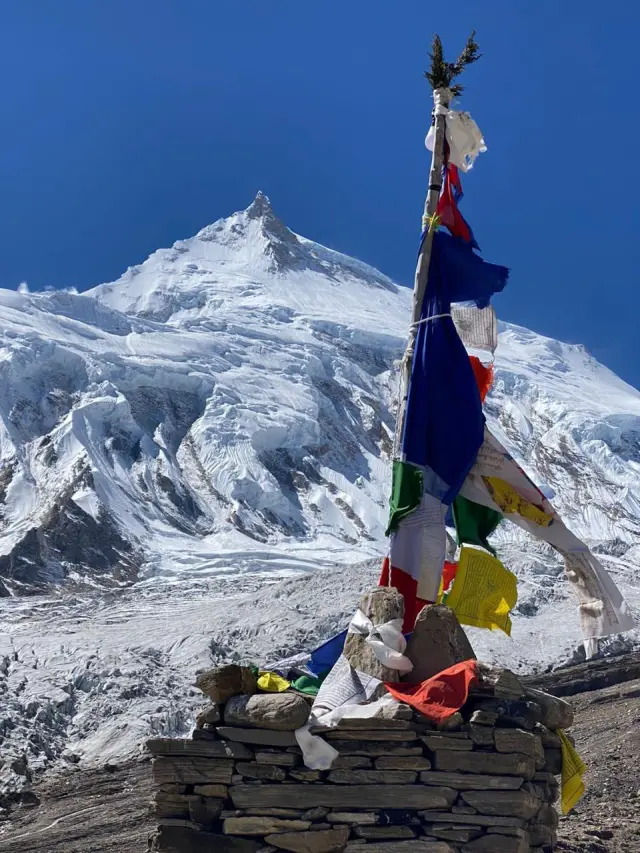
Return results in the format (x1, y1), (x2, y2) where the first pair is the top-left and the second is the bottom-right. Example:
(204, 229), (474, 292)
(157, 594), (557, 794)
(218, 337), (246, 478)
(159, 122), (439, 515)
(386, 460), (424, 535)
(452, 494), (502, 556)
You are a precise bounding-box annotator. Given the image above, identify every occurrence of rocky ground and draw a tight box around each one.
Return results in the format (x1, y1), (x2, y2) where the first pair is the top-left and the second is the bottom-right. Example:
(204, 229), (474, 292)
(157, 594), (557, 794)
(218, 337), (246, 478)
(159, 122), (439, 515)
(0, 652), (638, 853)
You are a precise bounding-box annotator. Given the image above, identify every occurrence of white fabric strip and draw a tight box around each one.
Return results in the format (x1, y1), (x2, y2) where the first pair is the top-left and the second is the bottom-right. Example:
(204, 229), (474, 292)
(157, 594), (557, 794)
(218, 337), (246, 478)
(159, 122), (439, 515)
(452, 305), (498, 353)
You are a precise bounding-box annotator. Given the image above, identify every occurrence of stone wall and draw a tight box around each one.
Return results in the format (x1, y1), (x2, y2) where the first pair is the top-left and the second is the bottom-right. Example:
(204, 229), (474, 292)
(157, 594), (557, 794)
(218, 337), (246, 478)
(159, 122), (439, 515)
(146, 670), (571, 853)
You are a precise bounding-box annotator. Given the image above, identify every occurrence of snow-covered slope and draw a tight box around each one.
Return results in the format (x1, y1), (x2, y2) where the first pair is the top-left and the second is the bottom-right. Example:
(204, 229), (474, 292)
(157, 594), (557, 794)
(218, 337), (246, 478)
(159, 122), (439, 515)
(0, 194), (639, 812)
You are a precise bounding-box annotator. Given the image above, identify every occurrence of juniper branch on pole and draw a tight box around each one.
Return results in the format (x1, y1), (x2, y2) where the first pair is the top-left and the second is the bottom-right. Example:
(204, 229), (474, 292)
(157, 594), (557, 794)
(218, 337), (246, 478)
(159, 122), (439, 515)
(393, 32), (481, 457)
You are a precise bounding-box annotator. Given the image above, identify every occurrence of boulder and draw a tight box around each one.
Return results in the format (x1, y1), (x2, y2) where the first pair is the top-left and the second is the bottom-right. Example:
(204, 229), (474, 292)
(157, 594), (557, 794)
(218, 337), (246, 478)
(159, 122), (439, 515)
(196, 665), (257, 703)
(402, 605), (476, 684)
(225, 693), (310, 732)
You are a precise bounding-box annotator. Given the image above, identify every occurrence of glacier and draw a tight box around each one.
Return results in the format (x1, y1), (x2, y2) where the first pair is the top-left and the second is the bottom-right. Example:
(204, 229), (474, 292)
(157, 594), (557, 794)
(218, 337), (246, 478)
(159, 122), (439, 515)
(0, 192), (638, 814)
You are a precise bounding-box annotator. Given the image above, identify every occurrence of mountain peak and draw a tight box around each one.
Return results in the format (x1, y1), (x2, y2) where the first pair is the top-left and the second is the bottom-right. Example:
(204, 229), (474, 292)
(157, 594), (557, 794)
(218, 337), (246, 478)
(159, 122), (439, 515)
(245, 190), (274, 220)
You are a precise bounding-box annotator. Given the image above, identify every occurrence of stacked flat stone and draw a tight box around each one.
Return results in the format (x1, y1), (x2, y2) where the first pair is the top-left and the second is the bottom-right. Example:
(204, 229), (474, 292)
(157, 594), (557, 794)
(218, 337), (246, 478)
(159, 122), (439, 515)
(146, 662), (572, 853)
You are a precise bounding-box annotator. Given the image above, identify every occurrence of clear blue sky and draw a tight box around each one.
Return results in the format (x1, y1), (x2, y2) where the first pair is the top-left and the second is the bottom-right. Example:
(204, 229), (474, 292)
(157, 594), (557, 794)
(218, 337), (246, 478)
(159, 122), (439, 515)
(1, 1), (638, 387)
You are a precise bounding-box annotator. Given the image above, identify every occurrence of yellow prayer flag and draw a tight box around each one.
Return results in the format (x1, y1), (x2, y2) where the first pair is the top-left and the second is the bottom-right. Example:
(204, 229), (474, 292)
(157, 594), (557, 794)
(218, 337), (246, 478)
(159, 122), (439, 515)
(445, 546), (517, 635)
(257, 672), (291, 693)
(483, 476), (553, 527)
(558, 729), (587, 814)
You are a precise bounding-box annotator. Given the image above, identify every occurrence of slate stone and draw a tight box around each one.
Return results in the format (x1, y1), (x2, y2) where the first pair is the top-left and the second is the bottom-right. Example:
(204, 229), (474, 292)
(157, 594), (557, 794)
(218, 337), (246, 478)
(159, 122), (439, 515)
(244, 809), (306, 818)
(343, 588), (406, 691)
(433, 750), (536, 780)
(523, 686), (574, 729)
(469, 699), (542, 730)
(196, 665), (257, 703)
(192, 729), (219, 741)
(224, 817), (312, 835)
(467, 724), (494, 747)
(489, 826), (530, 839)
(217, 728), (298, 747)
(324, 730), (418, 742)
(494, 728), (545, 765)
(402, 605), (476, 684)
(266, 828), (350, 853)
(417, 812), (525, 828)
(332, 756), (373, 769)
(321, 742), (423, 757)
(153, 792), (194, 819)
(421, 735), (472, 752)
(151, 825), (259, 853)
(419, 771), (524, 791)
(461, 833), (528, 853)
(225, 693), (310, 731)
(327, 812), (378, 825)
(375, 756), (431, 771)
(302, 808), (330, 822)
(230, 785), (458, 810)
(473, 663), (523, 700)
(354, 827), (416, 840)
(290, 770), (324, 782)
(256, 751), (301, 766)
(193, 784), (229, 798)
(327, 770), (418, 785)
(461, 790), (542, 819)
(153, 757), (235, 786)
(147, 738), (253, 759)
(237, 762), (287, 781)
(422, 826), (483, 843)
(345, 842), (457, 853)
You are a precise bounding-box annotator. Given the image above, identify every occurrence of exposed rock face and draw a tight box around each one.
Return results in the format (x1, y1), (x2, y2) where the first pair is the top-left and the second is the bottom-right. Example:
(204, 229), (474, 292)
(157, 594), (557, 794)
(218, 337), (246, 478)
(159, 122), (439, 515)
(402, 605), (476, 684)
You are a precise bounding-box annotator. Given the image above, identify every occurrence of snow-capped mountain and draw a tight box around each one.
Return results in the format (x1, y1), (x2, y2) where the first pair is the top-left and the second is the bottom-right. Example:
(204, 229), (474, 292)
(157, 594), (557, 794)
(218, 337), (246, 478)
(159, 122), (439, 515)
(2, 192), (638, 598)
(0, 194), (639, 811)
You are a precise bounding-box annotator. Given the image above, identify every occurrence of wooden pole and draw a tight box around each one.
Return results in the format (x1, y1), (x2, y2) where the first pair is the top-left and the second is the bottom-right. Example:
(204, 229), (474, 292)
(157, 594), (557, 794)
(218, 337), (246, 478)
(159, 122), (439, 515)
(393, 87), (450, 456)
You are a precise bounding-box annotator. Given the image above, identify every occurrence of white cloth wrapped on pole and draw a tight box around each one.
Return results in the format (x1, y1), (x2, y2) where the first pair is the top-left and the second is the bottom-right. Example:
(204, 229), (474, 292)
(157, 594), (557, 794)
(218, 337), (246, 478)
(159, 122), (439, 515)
(346, 608), (413, 673)
(426, 108), (487, 172)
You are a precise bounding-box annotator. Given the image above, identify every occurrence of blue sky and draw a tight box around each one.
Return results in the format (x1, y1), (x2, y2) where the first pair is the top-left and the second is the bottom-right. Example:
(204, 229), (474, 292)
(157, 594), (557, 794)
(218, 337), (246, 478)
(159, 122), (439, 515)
(1, 1), (638, 387)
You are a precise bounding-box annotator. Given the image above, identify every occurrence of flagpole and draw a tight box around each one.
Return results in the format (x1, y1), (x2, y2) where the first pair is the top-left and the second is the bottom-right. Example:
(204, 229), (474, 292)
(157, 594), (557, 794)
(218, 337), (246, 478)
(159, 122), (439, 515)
(393, 86), (448, 456)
